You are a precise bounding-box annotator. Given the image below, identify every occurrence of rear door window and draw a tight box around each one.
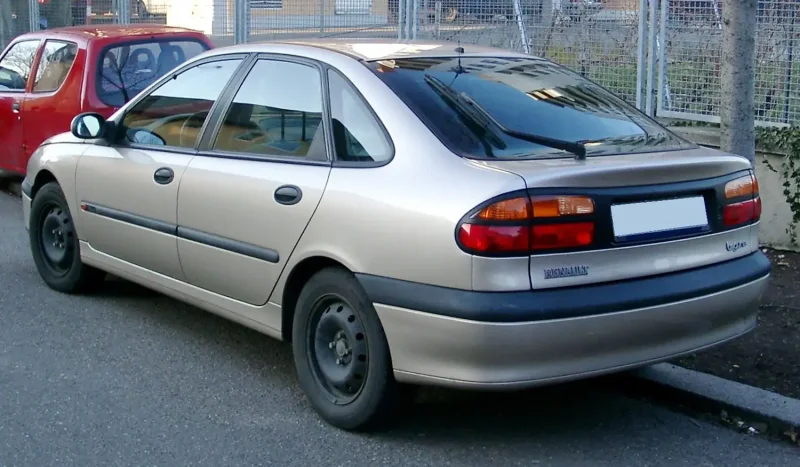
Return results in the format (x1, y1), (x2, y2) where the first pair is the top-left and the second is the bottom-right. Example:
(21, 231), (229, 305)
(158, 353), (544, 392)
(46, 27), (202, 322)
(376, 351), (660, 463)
(97, 39), (210, 107)
(33, 40), (78, 93)
(365, 56), (693, 160)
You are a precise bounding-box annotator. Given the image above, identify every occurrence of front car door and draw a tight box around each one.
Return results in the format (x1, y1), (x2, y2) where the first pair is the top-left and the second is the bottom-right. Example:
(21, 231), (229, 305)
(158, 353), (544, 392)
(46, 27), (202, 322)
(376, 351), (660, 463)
(176, 55), (333, 306)
(75, 54), (247, 281)
(0, 39), (41, 174)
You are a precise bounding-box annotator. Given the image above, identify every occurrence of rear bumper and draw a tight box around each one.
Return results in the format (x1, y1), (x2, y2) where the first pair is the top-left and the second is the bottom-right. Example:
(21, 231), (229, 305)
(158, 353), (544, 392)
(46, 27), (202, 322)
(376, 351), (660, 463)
(360, 252), (771, 389)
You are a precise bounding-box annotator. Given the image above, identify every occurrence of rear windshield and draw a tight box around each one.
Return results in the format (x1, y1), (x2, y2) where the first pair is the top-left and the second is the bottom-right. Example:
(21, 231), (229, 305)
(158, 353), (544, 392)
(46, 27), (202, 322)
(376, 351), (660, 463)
(97, 38), (210, 107)
(364, 56), (693, 159)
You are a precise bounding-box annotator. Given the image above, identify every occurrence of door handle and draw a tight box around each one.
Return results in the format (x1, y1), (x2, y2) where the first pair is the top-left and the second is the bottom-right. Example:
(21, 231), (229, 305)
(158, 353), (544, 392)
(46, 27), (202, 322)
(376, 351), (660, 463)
(274, 185), (302, 205)
(153, 167), (174, 185)
(11, 102), (20, 113)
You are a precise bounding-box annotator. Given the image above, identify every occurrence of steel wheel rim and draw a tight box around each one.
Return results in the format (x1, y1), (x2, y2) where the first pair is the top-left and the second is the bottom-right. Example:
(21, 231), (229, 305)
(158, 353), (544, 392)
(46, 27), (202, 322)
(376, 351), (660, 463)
(37, 203), (75, 277)
(306, 294), (369, 405)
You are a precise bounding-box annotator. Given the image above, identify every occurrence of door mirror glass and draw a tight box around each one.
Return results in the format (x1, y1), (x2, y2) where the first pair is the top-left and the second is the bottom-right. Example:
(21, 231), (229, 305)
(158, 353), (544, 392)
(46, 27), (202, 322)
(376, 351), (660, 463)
(71, 113), (105, 139)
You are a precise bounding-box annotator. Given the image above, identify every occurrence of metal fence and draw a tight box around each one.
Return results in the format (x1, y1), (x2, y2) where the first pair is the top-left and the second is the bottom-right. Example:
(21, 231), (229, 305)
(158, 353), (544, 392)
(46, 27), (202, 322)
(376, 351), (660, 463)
(3, 0), (800, 126)
(0, 0), (35, 51)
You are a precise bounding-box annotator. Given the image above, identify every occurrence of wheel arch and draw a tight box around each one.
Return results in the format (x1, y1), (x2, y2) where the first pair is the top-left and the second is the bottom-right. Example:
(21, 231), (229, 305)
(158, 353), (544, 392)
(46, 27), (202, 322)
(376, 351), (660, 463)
(279, 255), (353, 343)
(30, 169), (59, 199)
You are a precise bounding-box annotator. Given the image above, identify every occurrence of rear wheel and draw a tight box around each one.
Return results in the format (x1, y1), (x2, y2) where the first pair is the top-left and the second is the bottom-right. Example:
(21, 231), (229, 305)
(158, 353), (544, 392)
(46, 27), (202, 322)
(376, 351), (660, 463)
(292, 267), (401, 431)
(29, 182), (105, 294)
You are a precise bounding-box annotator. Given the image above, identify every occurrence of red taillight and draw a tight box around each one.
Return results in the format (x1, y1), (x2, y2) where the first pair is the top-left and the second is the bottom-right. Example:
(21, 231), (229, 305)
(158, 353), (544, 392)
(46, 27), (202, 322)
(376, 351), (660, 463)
(458, 224), (530, 254)
(457, 195), (595, 256)
(531, 222), (595, 250)
(722, 172), (761, 227)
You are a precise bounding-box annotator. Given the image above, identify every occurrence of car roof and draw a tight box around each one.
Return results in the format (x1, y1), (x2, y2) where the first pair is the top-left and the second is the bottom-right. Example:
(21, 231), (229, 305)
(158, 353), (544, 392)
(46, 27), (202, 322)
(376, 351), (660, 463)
(198, 38), (534, 63)
(12, 25), (207, 46)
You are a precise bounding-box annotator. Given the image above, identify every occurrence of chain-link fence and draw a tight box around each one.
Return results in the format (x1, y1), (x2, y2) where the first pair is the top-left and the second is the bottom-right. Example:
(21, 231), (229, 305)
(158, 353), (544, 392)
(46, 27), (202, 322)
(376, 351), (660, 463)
(1, 0), (35, 51)
(656, 0), (800, 125)
(4, 0), (800, 126)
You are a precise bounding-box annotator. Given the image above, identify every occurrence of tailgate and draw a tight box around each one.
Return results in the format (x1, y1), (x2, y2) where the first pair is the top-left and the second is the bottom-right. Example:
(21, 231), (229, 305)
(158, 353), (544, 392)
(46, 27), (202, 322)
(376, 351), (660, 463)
(477, 147), (761, 289)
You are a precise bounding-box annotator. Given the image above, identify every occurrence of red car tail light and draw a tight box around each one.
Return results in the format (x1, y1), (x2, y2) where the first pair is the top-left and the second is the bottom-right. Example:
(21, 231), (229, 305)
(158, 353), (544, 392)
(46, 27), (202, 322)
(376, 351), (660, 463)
(457, 195), (596, 256)
(722, 172), (761, 227)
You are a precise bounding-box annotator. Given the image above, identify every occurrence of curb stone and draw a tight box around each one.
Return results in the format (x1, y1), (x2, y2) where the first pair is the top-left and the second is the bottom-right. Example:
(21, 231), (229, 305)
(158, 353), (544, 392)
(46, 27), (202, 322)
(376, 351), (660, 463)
(630, 363), (800, 443)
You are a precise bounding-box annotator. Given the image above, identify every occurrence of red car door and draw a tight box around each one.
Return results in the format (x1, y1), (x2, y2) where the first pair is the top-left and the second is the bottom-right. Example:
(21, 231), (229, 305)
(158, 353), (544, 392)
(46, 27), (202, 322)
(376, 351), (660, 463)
(21, 39), (83, 169)
(0, 38), (41, 174)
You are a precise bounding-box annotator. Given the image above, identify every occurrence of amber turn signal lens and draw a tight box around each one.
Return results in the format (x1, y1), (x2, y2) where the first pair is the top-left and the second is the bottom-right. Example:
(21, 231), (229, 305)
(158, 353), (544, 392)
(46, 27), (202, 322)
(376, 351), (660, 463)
(475, 197), (530, 221)
(725, 174), (758, 199)
(530, 196), (594, 218)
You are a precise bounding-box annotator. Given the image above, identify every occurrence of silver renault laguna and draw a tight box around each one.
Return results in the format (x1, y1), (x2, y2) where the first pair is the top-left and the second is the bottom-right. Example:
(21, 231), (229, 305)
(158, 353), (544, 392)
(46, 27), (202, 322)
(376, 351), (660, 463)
(21, 38), (770, 431)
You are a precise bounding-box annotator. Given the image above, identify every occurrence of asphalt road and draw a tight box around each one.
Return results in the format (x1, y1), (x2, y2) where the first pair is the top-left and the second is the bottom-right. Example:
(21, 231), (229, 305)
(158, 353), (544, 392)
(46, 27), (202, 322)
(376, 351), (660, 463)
(1, 189), (798, 466)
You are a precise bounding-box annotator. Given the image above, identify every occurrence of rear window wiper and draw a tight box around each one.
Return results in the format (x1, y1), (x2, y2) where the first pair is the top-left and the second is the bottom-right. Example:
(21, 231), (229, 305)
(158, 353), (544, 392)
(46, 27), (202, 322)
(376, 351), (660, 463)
(424, 74), (588, 160)
(423, 74), (507, 152)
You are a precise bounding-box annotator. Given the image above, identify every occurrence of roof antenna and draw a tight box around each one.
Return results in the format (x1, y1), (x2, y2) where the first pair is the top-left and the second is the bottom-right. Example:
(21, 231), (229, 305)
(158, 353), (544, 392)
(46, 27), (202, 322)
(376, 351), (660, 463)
(453, 41), (465, 74)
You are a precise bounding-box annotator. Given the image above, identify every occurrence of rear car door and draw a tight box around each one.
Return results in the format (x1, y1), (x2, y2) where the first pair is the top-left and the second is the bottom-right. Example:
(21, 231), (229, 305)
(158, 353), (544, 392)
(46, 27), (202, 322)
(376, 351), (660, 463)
(21, 39), (81, 167)
(176, 55), (333, 306)
(75, 55), (246, 281)
(0, 39), (41, 174)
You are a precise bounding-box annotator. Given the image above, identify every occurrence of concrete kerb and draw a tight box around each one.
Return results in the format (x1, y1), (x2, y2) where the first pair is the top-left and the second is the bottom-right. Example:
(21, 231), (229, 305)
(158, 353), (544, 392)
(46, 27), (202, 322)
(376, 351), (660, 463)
(629, 363), (800, 443)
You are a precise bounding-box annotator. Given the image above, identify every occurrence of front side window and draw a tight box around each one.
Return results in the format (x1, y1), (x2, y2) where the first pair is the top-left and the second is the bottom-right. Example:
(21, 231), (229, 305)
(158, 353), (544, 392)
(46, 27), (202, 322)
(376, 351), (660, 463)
(122, 58), (243, 149)
(365, 56), (694, 160)
(212, 59), (325, 160)
(328, 69), (392, 163)
(0, 40), (40, 91)
(98, 38), (210, 107)
(33, 40), (78, 93)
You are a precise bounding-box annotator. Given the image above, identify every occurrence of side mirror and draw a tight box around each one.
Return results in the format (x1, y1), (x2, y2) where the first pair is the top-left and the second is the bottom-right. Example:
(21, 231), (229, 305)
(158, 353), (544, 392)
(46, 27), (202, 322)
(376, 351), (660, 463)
(70, 112), (106, 139)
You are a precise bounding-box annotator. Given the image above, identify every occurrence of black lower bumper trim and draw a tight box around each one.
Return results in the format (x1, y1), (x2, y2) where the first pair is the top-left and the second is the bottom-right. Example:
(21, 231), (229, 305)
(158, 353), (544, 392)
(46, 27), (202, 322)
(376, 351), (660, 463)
(355, 251), (771, 323)
(21, 177), (33, 198)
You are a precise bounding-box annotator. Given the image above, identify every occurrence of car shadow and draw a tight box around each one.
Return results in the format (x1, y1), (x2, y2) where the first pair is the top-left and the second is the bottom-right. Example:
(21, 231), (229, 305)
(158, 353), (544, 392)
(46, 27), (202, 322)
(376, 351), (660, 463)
(0, 171), (23, 195)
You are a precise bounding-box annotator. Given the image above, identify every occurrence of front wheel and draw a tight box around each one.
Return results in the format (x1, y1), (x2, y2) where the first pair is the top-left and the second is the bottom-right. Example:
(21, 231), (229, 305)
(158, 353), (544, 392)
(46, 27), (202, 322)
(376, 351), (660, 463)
(292, 267), (402, 431)
(29, 182), (106, 294)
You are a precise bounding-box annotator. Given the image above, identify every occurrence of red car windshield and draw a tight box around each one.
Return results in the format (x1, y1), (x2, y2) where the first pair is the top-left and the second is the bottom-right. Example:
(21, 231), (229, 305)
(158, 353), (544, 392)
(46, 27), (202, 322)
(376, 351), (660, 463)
(97, 38), (209, 107)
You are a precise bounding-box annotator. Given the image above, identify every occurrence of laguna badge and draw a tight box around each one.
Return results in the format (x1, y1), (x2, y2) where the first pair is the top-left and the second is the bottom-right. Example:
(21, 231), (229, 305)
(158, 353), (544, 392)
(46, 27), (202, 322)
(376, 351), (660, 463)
(725, 240), (747, 253)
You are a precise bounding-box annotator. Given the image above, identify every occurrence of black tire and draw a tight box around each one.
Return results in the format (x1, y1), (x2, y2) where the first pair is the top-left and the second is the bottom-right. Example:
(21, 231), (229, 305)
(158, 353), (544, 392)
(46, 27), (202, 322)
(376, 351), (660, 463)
(29, 182), (106, 294)
(292, 267), (402, 431)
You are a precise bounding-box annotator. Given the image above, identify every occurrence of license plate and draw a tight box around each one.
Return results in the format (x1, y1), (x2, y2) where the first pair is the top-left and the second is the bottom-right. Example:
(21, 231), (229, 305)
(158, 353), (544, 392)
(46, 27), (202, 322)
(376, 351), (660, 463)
(611, 196), (709, 242)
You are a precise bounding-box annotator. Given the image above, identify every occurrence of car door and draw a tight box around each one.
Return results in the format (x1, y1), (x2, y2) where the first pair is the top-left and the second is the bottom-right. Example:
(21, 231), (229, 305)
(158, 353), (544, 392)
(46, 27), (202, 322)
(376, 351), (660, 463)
(0, 39), (41, 174)
(75, 55), (247, 281)
(176, 55), (333, 306)
(22, 39), (81, 168)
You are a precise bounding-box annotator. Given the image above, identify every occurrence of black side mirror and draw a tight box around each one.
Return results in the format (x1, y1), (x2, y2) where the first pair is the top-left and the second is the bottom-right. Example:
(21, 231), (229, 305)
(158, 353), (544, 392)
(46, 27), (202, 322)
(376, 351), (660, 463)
(71, 112), (106, 139)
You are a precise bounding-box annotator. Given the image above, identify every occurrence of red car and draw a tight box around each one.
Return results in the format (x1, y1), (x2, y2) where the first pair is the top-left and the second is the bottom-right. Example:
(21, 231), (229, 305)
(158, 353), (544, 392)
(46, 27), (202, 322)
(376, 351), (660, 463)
(0, 25), (213, 175)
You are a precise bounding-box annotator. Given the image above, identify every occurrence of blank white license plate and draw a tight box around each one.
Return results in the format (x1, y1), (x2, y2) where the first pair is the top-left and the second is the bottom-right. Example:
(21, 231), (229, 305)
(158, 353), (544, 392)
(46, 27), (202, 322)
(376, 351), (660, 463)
(611, 196), (708, 241)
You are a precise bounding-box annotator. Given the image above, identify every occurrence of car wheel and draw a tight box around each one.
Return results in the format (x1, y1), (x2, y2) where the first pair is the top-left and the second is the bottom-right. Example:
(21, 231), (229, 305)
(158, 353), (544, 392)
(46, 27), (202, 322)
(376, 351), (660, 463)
(292, 267), (401, 431)
(29, 182), (105, 294)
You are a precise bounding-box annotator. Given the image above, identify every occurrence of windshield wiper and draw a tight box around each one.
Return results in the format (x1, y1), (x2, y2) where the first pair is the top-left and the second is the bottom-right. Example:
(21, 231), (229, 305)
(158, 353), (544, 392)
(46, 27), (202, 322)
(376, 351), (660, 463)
(424, 74), (588, 160)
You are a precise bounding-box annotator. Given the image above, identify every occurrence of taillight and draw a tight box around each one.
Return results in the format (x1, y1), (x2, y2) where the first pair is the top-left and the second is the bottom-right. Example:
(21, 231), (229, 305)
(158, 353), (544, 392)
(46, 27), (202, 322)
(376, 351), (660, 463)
(722, 172), (761, 228)
(457, 195), (596, 256)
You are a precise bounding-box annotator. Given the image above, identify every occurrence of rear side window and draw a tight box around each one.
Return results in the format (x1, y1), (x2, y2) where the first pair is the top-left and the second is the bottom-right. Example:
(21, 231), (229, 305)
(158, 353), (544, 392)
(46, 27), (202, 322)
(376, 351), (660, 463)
(0, 40), (40, 91)
(327, 69), (392, 164)
(365, 56), (693, 160)
(33, 40), (78, 93)
(97, 38), (209, 107)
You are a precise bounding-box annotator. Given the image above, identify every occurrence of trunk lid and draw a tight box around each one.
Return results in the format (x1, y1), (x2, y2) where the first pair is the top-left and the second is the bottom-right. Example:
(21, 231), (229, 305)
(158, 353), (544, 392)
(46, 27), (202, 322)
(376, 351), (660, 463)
(474, 147), (760, 290)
